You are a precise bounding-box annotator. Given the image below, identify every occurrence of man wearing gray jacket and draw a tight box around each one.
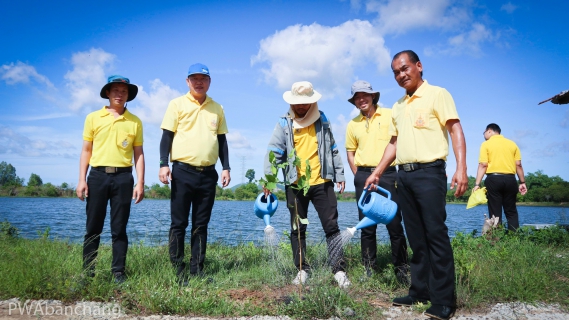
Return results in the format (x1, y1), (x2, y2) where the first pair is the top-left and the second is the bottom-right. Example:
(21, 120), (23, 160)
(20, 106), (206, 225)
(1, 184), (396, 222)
(262, 81), (350, 288)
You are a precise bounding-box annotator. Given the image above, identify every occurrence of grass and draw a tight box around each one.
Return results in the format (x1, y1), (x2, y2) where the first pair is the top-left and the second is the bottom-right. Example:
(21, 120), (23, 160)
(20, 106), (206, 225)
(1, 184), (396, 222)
(1, 222), (568, 319)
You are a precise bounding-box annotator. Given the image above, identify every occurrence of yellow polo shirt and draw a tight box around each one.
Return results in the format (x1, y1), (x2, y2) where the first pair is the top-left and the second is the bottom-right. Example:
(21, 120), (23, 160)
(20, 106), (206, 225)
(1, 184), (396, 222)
(345, 108), (394, 167)
(83, 107), (143, 167)
(293, 124), (330, 186)
(479, 135), (521, 174)
(161, 92), (228, 166)
(389, 80), (459, 164)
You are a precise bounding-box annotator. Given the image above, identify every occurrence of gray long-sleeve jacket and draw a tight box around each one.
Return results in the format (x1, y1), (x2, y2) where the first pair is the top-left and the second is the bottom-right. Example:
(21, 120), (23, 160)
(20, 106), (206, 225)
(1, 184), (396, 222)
(264, 111), (345, 185)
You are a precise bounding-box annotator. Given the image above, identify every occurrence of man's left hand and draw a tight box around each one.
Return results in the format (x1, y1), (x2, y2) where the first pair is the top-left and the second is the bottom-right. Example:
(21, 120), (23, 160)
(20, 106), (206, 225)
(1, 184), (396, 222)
(220, 170), (231, 187)
(450, 168), (468, 197)
(132, 184), (144, 204)
(336, 181), (345, 194)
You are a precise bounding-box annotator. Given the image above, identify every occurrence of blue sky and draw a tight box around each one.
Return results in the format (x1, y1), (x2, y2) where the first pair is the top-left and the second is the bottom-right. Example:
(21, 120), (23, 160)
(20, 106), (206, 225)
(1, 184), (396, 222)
(1, 0), (568, 191)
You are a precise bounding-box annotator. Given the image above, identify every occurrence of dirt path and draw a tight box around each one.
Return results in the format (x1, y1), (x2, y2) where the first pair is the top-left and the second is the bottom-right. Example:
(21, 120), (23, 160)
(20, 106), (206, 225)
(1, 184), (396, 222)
(1, 298), (568, 319)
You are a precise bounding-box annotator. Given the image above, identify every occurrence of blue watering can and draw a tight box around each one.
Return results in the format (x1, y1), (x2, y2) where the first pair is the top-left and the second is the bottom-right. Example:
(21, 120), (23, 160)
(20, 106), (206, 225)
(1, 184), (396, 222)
(354, 185), (397, 230)
(254, 193), (279, 226)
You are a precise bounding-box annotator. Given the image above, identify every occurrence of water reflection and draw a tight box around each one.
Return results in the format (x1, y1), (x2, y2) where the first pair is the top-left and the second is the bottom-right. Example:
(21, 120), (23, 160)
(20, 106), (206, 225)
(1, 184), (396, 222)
(0, 198), (566, 246)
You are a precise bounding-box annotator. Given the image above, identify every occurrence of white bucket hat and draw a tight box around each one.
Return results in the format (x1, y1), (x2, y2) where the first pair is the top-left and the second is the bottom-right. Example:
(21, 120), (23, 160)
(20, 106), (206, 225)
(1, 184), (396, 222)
(283, 81), (322, 104)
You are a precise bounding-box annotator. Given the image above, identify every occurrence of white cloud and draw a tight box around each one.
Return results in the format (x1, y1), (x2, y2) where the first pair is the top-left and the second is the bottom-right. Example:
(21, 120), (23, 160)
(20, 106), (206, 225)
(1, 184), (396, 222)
(500, 2), (517, 14)
(0, 125), (77, 158)
(426, 23), (497, 57)
(251, 20), (391, 98)
(367, 0), (471, 35)
(532, 140), (569, 158)
(64, 48), (116, 111)
(1, 61), (54, 88)
(132, 79), (182, 125)
(227, 131), (252, 149)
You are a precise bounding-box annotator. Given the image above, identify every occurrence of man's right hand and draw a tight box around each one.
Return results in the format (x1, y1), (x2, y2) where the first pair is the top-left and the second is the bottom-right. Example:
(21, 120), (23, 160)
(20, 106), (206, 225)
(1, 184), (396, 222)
(262, 186), (271, 197)
(364, 173), (379, 191)
(76, 181), (88, 201)
(159, 166), (172, 184)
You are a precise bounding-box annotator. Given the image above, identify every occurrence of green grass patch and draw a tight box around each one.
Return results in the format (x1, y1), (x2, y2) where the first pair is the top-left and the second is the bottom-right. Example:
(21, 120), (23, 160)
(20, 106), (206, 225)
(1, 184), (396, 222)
(1, 222), (568, 318)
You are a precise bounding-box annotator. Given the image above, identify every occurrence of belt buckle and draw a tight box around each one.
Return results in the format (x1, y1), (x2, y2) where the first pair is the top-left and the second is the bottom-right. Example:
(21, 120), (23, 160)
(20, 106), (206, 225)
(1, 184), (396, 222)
(195, 166), (204, 172)
(105, 167), (117, 173)
(402, 164), (412, 172)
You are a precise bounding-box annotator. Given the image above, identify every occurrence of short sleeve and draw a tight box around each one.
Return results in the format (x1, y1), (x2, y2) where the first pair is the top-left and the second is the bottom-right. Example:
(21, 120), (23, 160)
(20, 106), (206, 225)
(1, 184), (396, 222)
(82, 114), (94, 142)
(434, 89), (460, 125)
(217, 105), (229, 135)
(134, 119), (144, 146)
(345, 122), (357, 151)
(160, 100), (179, 132)
(514, 145), (522, 161)
(478, 142), (488, 163)
(388, 115), (397, 137)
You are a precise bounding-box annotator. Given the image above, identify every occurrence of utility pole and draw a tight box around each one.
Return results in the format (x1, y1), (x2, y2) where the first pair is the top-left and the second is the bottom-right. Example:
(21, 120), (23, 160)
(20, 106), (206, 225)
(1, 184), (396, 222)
(240, 156), (246, 184)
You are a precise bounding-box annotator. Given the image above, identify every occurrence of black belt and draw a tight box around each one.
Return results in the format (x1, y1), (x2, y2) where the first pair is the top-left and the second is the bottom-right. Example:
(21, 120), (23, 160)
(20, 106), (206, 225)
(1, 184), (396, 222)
(487, 173), (514, 176)
(357, 166), (396, 173)
(173, 161), (215, 172)
(92, 166), (132, 174)
(399, 159), (445, 172)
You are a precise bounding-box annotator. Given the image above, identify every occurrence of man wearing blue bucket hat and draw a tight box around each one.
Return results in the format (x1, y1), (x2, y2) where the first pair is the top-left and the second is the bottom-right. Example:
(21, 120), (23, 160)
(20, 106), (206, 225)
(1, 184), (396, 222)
(263, 81), (350, 289)
(76, 75), (145, 284)
(159, 63), (231, 285)
(345, 80), (409, 283)
(364, 50), (468, 320)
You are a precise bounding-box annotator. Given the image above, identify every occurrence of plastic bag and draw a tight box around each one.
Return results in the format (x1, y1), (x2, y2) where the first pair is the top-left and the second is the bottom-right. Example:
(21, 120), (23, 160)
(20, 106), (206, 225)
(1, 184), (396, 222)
(466, 187), (487, 209)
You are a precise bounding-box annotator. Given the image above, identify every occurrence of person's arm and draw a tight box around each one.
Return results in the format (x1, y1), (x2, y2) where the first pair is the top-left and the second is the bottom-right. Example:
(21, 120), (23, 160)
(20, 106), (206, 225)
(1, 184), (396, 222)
(218, 134), (231, 188)
(158, 129), (174, 184)
(346, 151), (357, 175)
(76, 141), (92, 201)
(328, 125), (345, 193)
(263, 121), (288, 196)
(473, 162), (487, 192)
(446, 119), (468, 197)
(364, 136), (397, 190)
(516, 160), (527, 195)
(132, 145), (145, 204)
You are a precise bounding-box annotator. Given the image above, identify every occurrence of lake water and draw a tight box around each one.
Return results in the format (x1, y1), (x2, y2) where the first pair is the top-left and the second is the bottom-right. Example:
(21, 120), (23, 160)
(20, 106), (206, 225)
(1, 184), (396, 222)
(0, 197), (567, 246)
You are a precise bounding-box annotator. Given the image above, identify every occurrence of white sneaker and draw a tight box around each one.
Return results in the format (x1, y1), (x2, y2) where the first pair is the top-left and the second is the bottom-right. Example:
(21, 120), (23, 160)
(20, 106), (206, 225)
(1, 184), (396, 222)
(292, 270), (308, 285)
(334, 271), (351, 289)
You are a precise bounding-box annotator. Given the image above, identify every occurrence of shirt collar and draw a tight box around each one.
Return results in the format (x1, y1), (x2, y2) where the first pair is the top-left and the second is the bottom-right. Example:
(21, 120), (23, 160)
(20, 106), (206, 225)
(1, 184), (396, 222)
(402, 79), (429, 101)
(356, 107), (381, 121)
(99, 106), (129, 119)
(186, 92), (211, 106)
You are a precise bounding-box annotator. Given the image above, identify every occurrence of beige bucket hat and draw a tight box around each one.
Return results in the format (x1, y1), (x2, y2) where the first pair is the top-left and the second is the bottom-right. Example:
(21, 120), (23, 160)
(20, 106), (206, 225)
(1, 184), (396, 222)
(283, 81), (322, 104)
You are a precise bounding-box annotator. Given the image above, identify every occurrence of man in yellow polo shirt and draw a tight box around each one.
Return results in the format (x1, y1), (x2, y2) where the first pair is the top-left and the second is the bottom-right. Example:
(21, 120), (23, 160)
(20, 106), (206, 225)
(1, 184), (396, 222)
(76, 75), (145, 284)
(473, 123), (528, 231)
(345, 80), (408, 283)
(263, 81), (350, 288)
(159, 63), (231, 285)
(364, 50), (468, 320)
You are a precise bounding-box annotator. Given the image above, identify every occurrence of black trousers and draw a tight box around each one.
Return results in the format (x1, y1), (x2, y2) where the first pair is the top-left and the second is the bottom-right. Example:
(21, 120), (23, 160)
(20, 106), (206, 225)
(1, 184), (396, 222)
(485, 174), (519, 231)
(286, 181), (346, 274)
(354, 169), (408, 272)
(169, 163), (218, 275)
(397, 164), (455, 307)
(84, 169), (133, 274)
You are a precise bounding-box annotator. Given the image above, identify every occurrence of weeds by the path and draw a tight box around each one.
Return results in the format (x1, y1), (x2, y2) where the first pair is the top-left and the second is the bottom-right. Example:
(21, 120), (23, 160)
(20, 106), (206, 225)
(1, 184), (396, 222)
(0, 221), (568, 319)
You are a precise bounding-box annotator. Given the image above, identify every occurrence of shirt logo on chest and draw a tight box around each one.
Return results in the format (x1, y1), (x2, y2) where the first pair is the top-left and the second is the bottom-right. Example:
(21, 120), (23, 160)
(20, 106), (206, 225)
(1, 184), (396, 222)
(122, 139), (128, 148)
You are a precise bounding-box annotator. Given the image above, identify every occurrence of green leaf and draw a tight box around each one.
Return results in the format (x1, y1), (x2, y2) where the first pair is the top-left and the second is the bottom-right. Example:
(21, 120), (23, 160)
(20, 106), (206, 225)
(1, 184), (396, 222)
(299, 218), (309, 225)
(267, 182), (277, 190)
(269, 151), (276, 164)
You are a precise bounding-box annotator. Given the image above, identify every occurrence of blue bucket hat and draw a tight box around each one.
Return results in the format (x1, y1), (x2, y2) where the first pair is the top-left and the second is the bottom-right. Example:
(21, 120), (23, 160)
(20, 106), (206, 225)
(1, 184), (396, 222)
(188, 63), (210, 77)
(348, 80), (379, 106)
(100, 75), (138, 102)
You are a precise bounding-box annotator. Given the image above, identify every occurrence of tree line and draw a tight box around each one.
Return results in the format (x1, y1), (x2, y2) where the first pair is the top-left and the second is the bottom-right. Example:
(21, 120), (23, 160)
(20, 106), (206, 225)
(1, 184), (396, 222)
(2, 162), (568, 203)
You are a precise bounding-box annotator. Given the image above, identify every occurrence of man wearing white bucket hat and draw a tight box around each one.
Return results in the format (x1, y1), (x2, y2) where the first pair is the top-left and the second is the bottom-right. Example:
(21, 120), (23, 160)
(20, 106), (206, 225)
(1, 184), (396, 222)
(263, 81), (350, 288)
(364, 50), (468, 320)
(345, 80), (409, 283)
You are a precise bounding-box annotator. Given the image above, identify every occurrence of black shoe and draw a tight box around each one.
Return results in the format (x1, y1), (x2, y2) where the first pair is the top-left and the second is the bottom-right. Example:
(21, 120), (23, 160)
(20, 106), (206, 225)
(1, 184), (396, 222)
(392, 295), (429, 306)
(177, 275), (189, 287)
(191, 271), (214, 284)
(425, 304), (455, 320)
(113, 272), (127, 284)
(365, 267), (373, 278)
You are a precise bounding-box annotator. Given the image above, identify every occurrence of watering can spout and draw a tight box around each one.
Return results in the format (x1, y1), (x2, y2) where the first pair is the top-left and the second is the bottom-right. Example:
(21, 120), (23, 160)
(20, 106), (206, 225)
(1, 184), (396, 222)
(263, 214), (271, 226)
(355, 217), (379, 230)
(347, 227), (356, 236)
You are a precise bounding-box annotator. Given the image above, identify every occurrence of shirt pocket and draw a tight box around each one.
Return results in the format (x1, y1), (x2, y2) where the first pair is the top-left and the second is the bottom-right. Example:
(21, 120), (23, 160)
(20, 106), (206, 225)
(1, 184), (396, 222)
(378, 123), (390, 140)
(208, 114), (219, 132)
(413, 108), (429, 129)
(117, 131), (135, 149)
